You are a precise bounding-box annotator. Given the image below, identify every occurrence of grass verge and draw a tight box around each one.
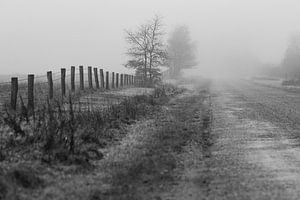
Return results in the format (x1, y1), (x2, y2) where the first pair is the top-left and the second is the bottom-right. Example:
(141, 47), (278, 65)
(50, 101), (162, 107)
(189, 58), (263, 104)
(0, 84), (184, 200)
(88, 87), (211, 200)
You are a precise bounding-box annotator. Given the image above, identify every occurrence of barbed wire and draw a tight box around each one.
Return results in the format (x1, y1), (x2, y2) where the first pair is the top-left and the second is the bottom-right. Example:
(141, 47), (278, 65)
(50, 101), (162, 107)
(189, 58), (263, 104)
(0, 66), (135, 107)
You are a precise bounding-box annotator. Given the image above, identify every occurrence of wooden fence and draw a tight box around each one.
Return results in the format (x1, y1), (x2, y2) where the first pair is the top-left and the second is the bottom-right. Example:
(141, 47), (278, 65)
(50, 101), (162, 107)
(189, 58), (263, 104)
(0, 66), (139, 112)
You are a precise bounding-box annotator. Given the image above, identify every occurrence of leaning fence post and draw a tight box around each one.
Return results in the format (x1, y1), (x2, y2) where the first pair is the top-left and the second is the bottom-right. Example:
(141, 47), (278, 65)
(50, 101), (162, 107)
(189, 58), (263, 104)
(94, 67), (99, 89)
(106, 71), (109, 90)
(120, 74), (124, 87)
(112, 72), (115, 89)
(27, 74), (34, 114)
(79, 66), (84, 90)
(71, 66), (75, 92)
(100, 69), (104, 89)
(47, 71), (53, 99)
(11, 77), (18, 110)
(61, 68), (66, 98)
(88, 66), (93, 89)
(116, 73), (119, 88)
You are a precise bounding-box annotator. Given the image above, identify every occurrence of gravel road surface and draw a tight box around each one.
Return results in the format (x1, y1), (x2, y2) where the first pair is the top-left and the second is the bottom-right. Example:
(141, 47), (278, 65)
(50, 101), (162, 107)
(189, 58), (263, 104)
(177, 79), (300, 200)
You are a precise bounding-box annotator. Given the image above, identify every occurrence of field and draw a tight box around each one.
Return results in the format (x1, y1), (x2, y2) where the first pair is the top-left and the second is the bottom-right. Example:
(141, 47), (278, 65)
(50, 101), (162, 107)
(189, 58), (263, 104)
(251, 78), (300, 93)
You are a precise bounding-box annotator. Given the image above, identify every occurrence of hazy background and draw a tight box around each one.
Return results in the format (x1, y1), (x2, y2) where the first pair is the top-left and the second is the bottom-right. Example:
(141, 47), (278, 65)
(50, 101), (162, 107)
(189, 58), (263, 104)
(0, 0), (300, 77)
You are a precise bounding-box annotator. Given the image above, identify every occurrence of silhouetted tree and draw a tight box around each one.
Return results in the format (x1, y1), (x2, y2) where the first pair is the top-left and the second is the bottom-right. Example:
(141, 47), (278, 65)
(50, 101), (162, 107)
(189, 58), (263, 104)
(166, 26), (197, 78)
(124, 15), (165, 86)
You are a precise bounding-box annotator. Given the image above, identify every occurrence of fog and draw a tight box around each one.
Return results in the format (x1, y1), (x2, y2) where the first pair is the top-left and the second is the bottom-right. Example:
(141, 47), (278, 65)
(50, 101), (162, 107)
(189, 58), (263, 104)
(1, 0), (300, 77)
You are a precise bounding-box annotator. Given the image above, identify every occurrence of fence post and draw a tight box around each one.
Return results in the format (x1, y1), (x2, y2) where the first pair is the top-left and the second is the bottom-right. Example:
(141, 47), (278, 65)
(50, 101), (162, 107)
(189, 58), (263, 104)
(106, 71), (109, 90)
(128, 75), (130, 85)
(130, 75), (132, 85)
(79, 66), (84, 90)
(27, 74), (34, 114)
(47, 71), (53, 99)
(61, 68), (66, 98)
(120, 74), (123, 87)
(112, 72), (115, 89)
(116, 73), (119, 88)
(132, 75), (134, 85)
(88, 66), (93, 89)
(94, 67), (99, 89)
(100, 69), (104, 89)
(133, 76), (135, 86)
(10, 77), (18, 110)
(71, 66), (75, 92)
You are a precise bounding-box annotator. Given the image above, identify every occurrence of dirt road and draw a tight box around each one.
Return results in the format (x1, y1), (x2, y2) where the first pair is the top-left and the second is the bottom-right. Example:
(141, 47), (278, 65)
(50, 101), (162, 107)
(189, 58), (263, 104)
(209, 79), (300, 199)
(95, 79), (300, 199)
(163, 79), (300, 200)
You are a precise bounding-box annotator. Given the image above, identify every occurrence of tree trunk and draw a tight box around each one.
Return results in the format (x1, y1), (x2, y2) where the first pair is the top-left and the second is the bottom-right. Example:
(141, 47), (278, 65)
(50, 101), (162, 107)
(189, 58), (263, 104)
(149, 53), (152, 84)
(144, 53), (147, 86)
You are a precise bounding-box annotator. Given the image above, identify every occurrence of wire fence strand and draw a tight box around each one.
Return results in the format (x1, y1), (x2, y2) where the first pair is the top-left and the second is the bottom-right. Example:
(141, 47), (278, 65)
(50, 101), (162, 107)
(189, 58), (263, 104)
(0, 66), (136, 112)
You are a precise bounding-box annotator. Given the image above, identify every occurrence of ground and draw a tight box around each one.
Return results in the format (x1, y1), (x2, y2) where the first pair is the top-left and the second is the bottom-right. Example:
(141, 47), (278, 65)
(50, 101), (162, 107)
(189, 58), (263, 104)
(2, 79), (300, 199)
(162, 78), (300, 200)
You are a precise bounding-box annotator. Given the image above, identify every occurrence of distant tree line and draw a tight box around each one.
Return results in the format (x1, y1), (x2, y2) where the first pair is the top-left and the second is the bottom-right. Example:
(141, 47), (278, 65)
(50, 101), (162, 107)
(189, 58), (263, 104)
(124, 15), (198, 86)
(281, 34), (300, 79)
(264, 34), (300, 80)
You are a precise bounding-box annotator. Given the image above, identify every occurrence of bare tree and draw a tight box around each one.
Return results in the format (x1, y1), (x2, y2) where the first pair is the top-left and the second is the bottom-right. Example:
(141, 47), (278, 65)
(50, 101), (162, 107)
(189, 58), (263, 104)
(125, 15), (165, 85)
(147, 16), (165, 83)
(166, 26), (198, 78)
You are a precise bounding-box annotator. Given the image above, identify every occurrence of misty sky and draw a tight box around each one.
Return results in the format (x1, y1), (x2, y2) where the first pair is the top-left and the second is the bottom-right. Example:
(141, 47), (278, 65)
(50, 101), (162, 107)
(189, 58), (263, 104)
(1, 0), (300, 76)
